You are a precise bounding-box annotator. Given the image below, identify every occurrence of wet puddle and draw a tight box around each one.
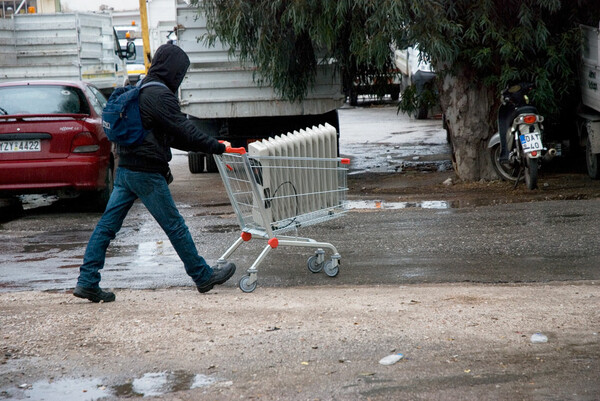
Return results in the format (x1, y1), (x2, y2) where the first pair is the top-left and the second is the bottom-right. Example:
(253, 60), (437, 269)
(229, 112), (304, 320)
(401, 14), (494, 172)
(203, 223), (239, 233)
(18, 194), (60, 210)
(10, 378), (108, 400)
(342, 142), (452, 174)
(114, 371), (219, 397)
(4, 371), (223, 400)
(347, 200), (453, 210)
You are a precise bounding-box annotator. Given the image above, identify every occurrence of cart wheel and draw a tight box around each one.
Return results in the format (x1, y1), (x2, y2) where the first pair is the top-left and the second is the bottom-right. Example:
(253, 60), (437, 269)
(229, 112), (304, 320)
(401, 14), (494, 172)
(323, 260), (339, 277)
(239, 275), (257, 293)
(307, 255), (324, 273)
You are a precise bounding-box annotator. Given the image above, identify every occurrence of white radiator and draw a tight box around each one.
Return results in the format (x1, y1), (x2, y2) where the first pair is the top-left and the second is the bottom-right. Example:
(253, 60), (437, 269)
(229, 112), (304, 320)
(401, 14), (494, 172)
(248, 123), (342, 230)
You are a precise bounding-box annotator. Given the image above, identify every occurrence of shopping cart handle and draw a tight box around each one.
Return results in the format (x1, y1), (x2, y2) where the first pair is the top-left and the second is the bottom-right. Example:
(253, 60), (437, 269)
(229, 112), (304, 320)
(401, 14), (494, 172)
(225, 147), (246, 155)
(219, 140), (246, 154)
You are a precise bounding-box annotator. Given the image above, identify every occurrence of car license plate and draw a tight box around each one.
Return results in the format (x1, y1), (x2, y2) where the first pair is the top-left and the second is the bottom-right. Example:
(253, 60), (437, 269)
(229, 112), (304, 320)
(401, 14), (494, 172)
(0, 139), (42, 153)
(519, 133), (543, 153)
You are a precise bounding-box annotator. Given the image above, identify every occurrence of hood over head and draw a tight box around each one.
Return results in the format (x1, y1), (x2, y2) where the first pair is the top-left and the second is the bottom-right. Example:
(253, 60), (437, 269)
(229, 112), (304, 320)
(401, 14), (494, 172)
(146, 43), (190, 92)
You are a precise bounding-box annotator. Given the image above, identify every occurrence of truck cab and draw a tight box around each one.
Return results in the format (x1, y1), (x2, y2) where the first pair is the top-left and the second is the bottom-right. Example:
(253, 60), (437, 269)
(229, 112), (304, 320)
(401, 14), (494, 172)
(114, 23), (147, 85)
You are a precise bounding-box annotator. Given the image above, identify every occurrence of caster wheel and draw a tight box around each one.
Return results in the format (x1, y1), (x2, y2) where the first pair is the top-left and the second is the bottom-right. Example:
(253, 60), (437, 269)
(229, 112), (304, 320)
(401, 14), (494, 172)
(239, 275), (257, 293)
(323, 260), (339, 277)
(307, 255), (323, 273)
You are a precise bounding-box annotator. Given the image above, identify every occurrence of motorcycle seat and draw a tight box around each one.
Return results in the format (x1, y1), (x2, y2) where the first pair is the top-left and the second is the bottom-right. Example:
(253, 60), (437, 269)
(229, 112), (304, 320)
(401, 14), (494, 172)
(514, 105), (538, 115)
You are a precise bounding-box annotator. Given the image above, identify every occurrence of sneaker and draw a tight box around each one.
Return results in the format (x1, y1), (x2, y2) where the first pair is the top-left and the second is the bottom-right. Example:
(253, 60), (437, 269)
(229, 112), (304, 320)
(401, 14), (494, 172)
(196, 262), (236, 293)
(73, 286), (116, 303)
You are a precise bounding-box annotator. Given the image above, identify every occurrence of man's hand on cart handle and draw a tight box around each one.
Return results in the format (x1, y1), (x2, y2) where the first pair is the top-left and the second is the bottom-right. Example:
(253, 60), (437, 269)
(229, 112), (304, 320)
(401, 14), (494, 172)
(219, 140), (247, 155)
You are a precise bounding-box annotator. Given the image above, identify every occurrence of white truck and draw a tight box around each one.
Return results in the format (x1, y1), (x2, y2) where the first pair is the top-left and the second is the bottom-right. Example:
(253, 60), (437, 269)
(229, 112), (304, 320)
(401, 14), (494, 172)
(578, 22), (600, 179)
(113, 23), (146, 85)
(394, 46), (436, 119)
(0, 12), (128, 97)
(175, 2), (344, 173)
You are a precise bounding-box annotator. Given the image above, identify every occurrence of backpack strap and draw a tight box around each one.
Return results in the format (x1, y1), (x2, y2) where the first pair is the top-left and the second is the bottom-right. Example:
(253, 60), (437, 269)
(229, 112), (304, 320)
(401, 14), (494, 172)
(139, 81), (169, 90)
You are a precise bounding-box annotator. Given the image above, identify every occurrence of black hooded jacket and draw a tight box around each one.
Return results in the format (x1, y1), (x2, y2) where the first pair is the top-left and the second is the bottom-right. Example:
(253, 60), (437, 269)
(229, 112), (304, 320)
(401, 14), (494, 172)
(118, 43), (225, 175)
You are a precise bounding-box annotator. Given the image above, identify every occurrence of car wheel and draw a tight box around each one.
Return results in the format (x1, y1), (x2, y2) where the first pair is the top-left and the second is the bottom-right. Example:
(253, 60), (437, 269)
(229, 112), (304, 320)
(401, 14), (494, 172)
(84, 164), (114, 212)
(0, 197), (23, 222)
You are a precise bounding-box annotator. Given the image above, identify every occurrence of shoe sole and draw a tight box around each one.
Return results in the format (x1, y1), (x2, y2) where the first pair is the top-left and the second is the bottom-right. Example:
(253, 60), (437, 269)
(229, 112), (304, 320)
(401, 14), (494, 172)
(197, 284), (214, 294)
(73, 290), (115, 303)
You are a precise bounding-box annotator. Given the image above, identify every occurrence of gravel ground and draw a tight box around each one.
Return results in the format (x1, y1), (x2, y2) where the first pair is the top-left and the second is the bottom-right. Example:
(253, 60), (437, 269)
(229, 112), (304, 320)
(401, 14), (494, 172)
(1, 282), (599, 400)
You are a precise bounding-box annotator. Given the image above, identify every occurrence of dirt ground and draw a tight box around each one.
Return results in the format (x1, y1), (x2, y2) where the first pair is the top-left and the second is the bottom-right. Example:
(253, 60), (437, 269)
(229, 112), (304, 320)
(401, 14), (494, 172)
(1, 283), (599, 400)
(349, 167), (600, 207)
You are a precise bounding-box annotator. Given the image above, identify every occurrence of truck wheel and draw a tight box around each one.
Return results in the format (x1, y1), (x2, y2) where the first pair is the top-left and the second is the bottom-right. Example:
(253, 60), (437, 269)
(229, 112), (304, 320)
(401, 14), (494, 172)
(349, 88), (359, 106)
(416, 105), (428, 120)
(586, 135), (600, 179)
(188, 152), (206, 174)
(206, 154), (218, 173)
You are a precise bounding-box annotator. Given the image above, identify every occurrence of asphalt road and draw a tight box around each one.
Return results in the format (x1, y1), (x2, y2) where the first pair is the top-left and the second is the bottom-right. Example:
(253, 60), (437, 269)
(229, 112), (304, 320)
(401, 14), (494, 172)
(1, 105), (599, 291)
(2, 168), (600, 293)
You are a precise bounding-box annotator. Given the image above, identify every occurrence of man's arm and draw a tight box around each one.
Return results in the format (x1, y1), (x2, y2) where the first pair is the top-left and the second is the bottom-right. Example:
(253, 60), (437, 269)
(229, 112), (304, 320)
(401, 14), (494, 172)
(147, 90), (226, 154)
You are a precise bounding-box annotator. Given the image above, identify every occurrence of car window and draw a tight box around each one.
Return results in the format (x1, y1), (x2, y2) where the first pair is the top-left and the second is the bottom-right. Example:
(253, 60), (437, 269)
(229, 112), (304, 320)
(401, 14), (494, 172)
(0, 85), (90, 115)
(85, 85), (107, 115)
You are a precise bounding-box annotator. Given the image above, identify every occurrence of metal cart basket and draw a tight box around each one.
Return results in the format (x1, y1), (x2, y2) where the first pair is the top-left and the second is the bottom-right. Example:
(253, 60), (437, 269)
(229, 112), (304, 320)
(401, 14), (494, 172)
(213, 126), (350, 292)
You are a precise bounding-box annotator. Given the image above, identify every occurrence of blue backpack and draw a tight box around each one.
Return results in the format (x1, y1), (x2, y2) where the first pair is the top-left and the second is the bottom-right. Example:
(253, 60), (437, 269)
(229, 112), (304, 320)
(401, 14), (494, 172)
(102, 81), (168, 146)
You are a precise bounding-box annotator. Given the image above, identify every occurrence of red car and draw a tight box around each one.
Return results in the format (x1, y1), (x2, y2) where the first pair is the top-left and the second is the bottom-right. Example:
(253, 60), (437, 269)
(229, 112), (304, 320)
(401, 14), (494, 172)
(0, 80), (114, 211)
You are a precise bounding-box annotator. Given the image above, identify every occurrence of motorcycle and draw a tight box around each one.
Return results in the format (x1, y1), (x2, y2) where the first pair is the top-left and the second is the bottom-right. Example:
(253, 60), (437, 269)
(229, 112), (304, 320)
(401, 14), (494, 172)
(487, 83), (556, 190)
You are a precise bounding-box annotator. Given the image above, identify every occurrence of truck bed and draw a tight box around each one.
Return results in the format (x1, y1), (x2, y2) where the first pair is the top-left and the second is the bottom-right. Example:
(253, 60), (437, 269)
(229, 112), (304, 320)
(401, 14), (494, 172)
(176, 5), (344, 120)
(0, 13), (121, 93)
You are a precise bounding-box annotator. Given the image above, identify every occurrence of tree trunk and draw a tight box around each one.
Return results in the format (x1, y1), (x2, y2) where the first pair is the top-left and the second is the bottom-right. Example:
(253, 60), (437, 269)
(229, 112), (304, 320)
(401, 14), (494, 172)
(438, 69), (498, 181)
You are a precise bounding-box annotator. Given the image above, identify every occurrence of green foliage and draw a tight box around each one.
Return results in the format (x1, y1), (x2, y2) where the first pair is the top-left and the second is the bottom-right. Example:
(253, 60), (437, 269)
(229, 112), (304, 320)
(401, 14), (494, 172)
(398, 78), (439, 119)
(395, 0), (600, 123)
(195, 0), (399, 102)
(197, 0), (600, 123)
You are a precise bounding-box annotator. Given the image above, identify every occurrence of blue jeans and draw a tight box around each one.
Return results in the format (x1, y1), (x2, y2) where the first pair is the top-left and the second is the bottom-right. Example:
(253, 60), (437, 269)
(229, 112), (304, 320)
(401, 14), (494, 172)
(77, 168), (213, 288)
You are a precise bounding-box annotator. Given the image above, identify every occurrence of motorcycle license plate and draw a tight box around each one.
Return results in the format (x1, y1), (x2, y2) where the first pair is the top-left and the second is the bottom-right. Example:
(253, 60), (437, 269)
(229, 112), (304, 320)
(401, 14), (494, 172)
(519, 133), (543, 153)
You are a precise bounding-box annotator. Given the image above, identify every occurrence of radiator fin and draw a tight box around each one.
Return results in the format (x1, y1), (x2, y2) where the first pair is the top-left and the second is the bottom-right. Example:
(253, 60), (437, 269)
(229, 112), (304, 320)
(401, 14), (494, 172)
(247, 123), (345, 232)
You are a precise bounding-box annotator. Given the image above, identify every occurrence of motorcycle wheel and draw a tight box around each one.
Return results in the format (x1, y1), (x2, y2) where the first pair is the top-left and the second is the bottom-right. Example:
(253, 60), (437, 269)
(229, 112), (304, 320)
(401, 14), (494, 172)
(524, 158), (538, 190)
(489, 143), (518, 182)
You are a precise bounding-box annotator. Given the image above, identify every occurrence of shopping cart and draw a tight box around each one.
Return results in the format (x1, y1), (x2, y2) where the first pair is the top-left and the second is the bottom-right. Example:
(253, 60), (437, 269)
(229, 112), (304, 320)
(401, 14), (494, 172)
(213, 137), (350, 293)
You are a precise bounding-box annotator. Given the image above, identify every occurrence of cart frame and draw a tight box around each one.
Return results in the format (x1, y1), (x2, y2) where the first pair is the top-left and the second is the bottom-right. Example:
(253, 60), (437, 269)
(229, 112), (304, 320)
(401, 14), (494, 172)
(213, 147), (349, 292)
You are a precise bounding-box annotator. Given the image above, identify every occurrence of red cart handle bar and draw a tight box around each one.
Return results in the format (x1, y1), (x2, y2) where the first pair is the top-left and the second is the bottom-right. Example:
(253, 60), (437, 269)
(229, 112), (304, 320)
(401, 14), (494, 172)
(219, 140), (247, 154)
